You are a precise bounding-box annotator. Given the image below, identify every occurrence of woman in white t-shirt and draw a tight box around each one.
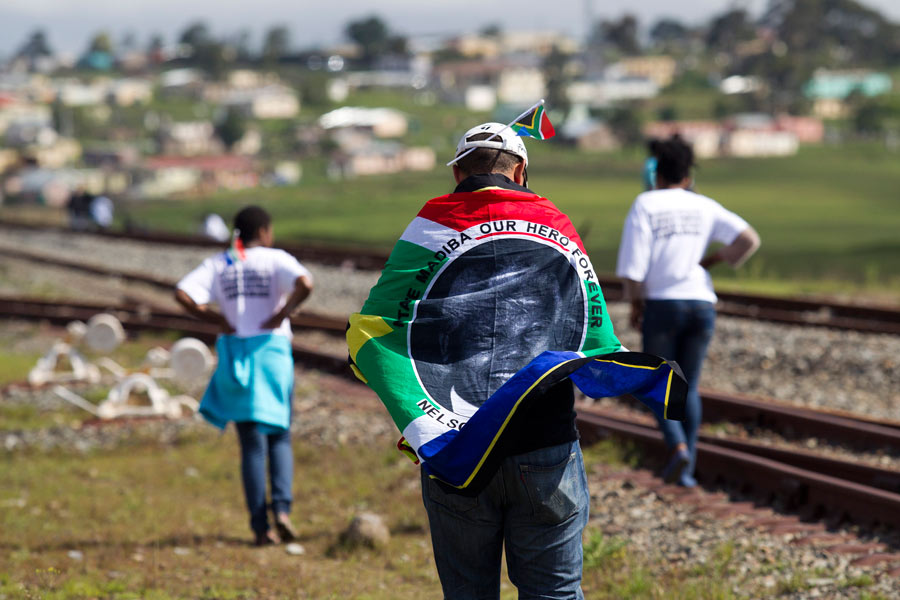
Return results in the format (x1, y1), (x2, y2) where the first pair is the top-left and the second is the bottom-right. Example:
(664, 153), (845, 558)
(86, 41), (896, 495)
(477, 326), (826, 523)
(176, 205), (313, 545)
(616, 137), (760, 487)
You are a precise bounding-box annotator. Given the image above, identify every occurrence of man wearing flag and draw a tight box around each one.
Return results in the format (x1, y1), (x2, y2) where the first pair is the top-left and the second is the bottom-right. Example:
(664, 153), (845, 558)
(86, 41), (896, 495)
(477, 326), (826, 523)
(348, 104), (686, 599)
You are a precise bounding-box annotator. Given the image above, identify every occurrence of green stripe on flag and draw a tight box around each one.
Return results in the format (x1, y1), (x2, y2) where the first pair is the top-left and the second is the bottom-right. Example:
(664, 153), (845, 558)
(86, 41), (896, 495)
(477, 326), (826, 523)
(354, 324), (429, 429)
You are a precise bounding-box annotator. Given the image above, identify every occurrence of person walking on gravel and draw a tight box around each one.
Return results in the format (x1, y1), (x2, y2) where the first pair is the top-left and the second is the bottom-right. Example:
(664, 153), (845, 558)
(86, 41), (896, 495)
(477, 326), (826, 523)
(175, 205), (313, 546)
(616, 135), (760, 488)
(349, 120), (687, 599)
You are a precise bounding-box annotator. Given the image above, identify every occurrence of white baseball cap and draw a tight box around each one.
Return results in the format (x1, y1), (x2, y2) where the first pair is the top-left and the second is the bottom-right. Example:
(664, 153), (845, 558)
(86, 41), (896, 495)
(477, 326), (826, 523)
(452, 122), (528, 168)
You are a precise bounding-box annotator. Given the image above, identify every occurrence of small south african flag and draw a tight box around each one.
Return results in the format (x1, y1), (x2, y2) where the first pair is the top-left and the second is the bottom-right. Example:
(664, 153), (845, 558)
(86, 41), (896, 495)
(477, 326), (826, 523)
(224, 232), (246, 265)
(511, 104), (555, 140)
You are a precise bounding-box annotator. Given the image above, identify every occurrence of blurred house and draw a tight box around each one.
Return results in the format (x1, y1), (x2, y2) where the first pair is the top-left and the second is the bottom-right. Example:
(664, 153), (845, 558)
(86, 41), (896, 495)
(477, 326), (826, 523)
(201, 71), (300, 119)
(497, 68), (546, 105)
(609, 56), (677, 88)
(328, 142), (435, 178)
(116, 50), (149, 73)
(567, 77), (658, 108)
(132, 155), (258, 198)
(646, 115), (804, 158)
(225, 70), (270, 89)
(435, 59), (506, 104)
(0, 73), (55, 103)
(54, 79), (106, 107)
(221, 85), (300, 119)
(159, 68), (205, 98)
(465, 85), (497, 112)
(558, 117), (620, 151)
(723, 129), (798, 157)
(157, 121), (224, 156)
(341, 55), (431, 91)
(107, 78), (153, 107)
(804, 70), (892, 100)
(232, 128), (263, 156)
(719, 75), (764, 95)
(0, 98), (52, 136)
(774, 115), (824, 144)
(811, 98), (851, 120)
(434, 57), (545, 106)
(326, 78), (350, 103)
(319, 107), (408, 138)
(28, 138), (83, 168)
(644, 121), (723, 158)
(449, 33), (503, 58)
(3, 120), (58, 148)
(449, 31), (577, 59)
(82, 145), (141, 169)
(0, 149), (19, 174)
(267, 161), (302, 185)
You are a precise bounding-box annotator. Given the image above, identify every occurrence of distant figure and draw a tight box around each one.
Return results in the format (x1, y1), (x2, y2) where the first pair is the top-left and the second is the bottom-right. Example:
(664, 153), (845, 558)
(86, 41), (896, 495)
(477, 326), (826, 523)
(616, 135), (760, 488)
(642, 138), (662, 191)
(200, 213), (230, 242)
(175, 205), (314, 546)
(66, 187), (94, 231)
(89, 195), (114, 229)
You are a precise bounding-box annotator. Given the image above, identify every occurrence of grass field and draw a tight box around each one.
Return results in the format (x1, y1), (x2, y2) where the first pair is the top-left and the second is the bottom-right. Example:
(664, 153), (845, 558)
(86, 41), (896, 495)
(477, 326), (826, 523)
(115, 138), (900, 301)
(0, 425), (730, 600)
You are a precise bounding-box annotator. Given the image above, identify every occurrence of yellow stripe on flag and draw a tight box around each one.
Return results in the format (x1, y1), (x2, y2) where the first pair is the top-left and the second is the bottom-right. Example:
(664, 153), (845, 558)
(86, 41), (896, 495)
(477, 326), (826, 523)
(663, 369), (673, 419)
(347, 313), (394, 363)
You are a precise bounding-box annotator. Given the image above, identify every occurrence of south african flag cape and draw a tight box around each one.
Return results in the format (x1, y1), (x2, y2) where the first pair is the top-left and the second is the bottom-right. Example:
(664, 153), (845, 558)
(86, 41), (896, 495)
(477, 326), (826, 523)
(511, 104), (555, 140)
(347, 185), (686, 492)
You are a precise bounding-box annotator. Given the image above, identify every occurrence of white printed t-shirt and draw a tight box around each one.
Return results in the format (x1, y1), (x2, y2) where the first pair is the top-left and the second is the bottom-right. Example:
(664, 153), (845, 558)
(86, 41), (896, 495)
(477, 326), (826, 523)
(616, 188), (749, 303)
(177, 247), (312, 338)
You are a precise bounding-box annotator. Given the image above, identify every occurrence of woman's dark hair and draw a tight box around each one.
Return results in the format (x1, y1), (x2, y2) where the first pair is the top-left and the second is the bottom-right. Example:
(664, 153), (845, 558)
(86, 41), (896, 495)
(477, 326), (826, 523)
(655, 134), (695, 185)
(233, 205), (271, 244)
(646, 138), (662, 158)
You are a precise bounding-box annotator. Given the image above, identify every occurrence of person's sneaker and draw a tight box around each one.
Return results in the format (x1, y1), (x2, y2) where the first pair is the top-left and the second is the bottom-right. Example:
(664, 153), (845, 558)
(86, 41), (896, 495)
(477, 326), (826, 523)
(661, 448), (690, 484)
(254, 529), (280, 546)
(274, 513), (298, 542)
(678, 474), (698, 488)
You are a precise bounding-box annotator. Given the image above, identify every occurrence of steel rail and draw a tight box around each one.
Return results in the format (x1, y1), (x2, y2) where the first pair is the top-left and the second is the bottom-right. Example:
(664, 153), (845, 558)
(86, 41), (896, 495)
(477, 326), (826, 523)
(700, 388), (900, 449)
(0, 218), (389, 270)
(0, 288), (346, 335)
(594, 275), (900, 335)
(577, 409), (900, 530)
(0, 296), (349, 365)
(590, 408), (900, 494)
(3, 218), (898, 335)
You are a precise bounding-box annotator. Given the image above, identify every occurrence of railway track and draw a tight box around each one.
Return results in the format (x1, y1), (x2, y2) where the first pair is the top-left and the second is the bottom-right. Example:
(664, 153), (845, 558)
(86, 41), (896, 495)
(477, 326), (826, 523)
(0, 295), (348, 376)
(3, 293), (899, 533)
(2, 218), (899, 335)
(576, 408), (900, 532)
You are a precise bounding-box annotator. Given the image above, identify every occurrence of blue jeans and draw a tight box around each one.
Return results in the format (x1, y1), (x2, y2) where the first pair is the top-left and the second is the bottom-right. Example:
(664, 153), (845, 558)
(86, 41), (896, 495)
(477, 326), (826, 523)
(642, 300), (716, 484)
(235, 422), (293, 535)
(421, 440), (589, 600)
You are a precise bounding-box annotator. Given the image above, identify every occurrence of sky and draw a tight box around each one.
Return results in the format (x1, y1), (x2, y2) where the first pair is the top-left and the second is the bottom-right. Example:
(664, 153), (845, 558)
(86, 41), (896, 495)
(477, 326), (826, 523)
(1, 0), (899, 57)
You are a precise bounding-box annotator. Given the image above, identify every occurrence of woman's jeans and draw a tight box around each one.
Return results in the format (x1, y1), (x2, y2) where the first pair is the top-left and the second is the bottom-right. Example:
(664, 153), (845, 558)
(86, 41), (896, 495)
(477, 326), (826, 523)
(642, 300), (716, 482)
(235, 422), (293, 535)
(421, 440), (589, 600)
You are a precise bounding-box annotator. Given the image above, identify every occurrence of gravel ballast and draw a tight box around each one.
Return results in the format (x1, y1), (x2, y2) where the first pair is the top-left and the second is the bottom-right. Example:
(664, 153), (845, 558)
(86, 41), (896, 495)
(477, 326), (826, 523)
(2, 225), (897, 421)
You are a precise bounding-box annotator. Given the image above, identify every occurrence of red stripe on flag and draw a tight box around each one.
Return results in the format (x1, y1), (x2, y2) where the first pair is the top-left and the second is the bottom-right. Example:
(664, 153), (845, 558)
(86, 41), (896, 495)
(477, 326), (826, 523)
(416, 190), (586, 252)
(540, 111), (555, 139)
